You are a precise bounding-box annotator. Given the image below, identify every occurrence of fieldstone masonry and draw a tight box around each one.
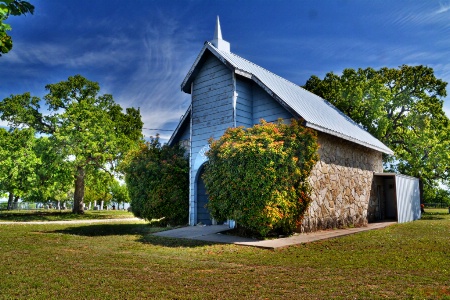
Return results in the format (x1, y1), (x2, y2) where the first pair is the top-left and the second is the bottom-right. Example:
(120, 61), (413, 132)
(300, 132), (383, 233)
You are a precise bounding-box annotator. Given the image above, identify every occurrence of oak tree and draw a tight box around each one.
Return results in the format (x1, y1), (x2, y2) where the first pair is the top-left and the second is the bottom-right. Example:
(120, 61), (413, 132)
(303, 65), (450, 197)
(109, 179), (130, 210)
(24, 136), (74, 206)
(0, 127), (38, 209)
(0, 75), (143, 213)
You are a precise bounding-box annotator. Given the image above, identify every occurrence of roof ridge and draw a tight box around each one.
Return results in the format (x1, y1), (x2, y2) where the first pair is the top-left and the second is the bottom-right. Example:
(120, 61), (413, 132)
(200, 42), (392, 155)
(208, 42), (315, 96)
(209, 43), (372, 130)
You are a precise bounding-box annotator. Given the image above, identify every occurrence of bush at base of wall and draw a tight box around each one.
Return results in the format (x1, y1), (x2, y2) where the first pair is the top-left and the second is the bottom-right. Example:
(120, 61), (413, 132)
(203, 119), (319, 237)
(123, 137), (189, 226)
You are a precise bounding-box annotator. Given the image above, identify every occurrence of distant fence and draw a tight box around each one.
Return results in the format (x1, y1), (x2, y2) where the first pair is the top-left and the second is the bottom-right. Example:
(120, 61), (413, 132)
(0, 202), (73, 211)
(424, 203), (449, 208)
(0, 202), (128, 211)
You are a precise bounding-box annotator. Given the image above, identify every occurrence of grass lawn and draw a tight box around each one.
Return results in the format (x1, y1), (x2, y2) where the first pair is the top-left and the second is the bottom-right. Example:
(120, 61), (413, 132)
(0, 209), (135, 222)
(0, 209), (449, 299)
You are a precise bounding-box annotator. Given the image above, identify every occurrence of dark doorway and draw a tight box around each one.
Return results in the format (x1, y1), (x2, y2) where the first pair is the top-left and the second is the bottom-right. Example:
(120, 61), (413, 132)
(384, 178), (398, 220)
(196, 167), (212, 225)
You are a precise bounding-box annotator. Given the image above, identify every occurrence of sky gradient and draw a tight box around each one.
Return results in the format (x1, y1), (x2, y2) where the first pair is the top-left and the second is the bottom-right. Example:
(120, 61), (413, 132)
(1, 0), (450, 141)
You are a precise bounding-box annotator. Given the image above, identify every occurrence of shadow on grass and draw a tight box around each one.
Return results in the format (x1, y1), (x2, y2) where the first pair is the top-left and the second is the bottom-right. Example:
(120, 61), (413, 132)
(420, 215), (446, 220)
(48, 223), (215, 248)
(420, 211), (450, 220)
(0, 211), (127, 222)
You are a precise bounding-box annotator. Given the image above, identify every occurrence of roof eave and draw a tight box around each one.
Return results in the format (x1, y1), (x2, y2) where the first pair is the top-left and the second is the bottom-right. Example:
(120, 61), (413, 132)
(181, 42), (394, 156)
(305, 121), (394, 155)
(181, 43), (239, 94)
(181, 43), (210, 94)
(168, 105), (191, 146)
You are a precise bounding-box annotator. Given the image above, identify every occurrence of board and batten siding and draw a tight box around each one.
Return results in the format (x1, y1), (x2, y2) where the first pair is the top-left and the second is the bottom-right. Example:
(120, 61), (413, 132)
(186, 55), (295, 225)
(235, 78), (253, 127)
(395, 175), (421, 223)
(235, 78), (294, 127)
(252, 83), (293, 124)
(189, 54), (234, 225)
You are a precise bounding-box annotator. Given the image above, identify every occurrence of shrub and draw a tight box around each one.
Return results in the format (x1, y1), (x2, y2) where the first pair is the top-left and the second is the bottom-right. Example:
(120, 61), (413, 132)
(124, 137), (189, 226)
(203, 119), (319, 237)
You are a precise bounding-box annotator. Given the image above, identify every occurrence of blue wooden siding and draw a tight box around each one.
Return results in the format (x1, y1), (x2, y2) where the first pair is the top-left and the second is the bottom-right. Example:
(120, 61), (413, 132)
(186, 54), (294, 225)
(235, 78), (293, 128)
(190, 54), (234, 224)
(252, 82), (293, 124)
(178, 125), (190, 141)
(236, 78), (253, 127)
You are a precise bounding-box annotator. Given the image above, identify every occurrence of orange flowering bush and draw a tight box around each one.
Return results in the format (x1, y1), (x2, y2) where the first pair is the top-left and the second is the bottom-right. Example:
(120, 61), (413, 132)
(203, 119), (319, 237)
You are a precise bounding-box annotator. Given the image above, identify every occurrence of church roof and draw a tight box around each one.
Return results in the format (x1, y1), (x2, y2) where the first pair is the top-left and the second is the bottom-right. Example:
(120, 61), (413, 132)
(177, 21), (393, 155)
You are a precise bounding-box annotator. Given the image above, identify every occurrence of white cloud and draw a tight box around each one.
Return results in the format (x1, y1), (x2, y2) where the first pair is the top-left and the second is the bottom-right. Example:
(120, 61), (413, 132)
(107, 14), (201, 135)
(443, 105), (450, 118)
(0, 120), (9, 128)
(2, 12), (202, 141)
(7, 34), (138, 69)
(435, 2), (450, 14)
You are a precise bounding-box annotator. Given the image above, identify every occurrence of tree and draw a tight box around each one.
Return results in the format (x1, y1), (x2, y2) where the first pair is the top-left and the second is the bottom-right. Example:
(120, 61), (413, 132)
(0, 75), (143, 213)
(303, 65), (450, 197)
(124, 137), (189, 225)
(0, 0), (34, 56)
(424, 185), (450, 206)
(203, 119), (319, 237)
(0, 127), (39, 209)
(84, 169), (114, 208)
(23, 136), (73, 205)
(110, 180), (130, 210)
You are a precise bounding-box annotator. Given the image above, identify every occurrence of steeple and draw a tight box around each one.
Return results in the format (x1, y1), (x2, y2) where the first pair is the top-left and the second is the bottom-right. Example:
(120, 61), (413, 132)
(211, 16), (230, 53)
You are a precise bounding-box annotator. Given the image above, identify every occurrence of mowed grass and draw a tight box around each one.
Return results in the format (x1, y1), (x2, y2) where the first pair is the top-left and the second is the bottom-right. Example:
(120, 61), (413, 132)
(0, 209), (135, 222)
(0, 209), (449, 299)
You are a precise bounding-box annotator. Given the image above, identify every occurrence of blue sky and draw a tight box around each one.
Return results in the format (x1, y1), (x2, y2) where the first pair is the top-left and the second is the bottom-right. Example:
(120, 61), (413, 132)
(1, 0), (450, 141)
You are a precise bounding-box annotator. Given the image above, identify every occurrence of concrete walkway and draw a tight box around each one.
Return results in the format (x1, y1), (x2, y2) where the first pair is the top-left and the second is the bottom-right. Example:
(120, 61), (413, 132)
(153, 221), (397, 249)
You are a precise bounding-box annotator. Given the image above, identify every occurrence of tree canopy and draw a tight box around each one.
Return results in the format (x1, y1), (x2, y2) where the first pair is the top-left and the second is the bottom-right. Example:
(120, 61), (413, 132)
(26, 136), (73, 204)
(109, 179), (130, 209)
(0, 0), (34, 56)
(303, 65), (450, 196)
(0, 127), (38, 208)
(0, 74), (143, 213)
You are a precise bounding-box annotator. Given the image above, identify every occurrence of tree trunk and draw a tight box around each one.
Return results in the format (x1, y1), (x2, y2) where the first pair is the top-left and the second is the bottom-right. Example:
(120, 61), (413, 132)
(7, 192), (14, 210)
(72, 166), (85, 214)
(419, 177), (424, 204)
(13, 195), (19, 210)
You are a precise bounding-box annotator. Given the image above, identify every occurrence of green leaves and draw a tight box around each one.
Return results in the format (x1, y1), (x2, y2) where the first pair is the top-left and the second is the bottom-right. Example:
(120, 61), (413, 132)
(0, 128), (39, 198)
(303, 65), (450, 196)
(0, 0), (34, 56)
(203, 119), (319, 237)
(123, 137), (189, 225)
(0, 74), (143, 212)
(1, 0), (34, 16)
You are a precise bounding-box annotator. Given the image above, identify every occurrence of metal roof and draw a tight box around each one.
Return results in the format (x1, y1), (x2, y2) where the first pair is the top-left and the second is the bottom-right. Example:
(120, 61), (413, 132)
(180, 42), (394, 155)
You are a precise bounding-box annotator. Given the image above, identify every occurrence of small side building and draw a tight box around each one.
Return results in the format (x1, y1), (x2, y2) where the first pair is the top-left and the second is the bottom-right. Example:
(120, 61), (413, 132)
(169, 18), (420, 232)
(370, 173), (421, 223)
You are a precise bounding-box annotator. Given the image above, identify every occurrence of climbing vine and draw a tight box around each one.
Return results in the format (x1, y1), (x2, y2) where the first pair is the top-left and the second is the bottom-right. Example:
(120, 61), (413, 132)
(203, 119), (319, 237)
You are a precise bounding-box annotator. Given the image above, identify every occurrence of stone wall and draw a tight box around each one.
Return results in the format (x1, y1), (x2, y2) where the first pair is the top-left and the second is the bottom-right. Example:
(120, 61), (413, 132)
(300, 132), (383, 232)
